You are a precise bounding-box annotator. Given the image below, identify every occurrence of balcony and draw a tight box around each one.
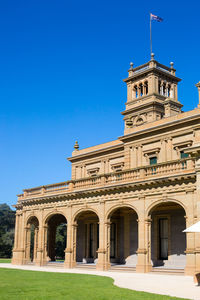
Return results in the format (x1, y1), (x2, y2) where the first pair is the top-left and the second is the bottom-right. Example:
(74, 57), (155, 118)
(18, 158), (195, 201)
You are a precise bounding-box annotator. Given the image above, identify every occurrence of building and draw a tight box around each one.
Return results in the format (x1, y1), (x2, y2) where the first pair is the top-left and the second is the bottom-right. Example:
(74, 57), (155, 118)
(12, 54), (200, 276)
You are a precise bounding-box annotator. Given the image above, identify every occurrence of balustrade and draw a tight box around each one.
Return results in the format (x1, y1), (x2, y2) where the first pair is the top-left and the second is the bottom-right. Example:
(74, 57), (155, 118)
(19, 158), (195, 201)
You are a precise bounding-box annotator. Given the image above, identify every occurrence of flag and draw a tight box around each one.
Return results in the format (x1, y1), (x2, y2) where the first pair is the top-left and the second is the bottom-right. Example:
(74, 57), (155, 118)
(151, 13), (163, 22)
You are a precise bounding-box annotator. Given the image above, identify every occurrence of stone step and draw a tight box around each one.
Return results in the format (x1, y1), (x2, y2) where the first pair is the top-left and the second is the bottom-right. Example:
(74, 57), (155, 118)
(109, 266), (136, 272)
(46, 262), (64, 268)
(151, 268), (184, 275)
(75, 264), (96, 270)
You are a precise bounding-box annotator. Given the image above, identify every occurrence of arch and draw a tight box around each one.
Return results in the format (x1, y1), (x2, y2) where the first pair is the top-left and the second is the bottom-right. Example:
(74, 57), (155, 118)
(75, 208), (100, 265)
(43, 210), (68, 226)
(44, 211), (68, 262)
(106, 203), (139, 221)
(72, 207), (100, 223)
(107, 204), (139, 267)
(146, 198), (187, 218)
(26, 214), (39, 227)
(147, 197), (187, 269)
(24, 215), (39, 263)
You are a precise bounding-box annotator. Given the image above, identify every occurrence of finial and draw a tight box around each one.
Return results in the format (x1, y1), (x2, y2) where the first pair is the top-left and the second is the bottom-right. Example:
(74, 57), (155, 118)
(195, 82), (200, 109)
(130, 62), (134, 69)
(170, 62), (174, 68)
(74, 140), (79, 151)
(151, 53), (155, 60)
(195, 81), (200, 88)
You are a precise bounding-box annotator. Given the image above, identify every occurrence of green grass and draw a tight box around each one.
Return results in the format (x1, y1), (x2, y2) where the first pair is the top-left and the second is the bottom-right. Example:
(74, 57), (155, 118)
(0, 258), (11, 263)
(0, 268), (189, 300)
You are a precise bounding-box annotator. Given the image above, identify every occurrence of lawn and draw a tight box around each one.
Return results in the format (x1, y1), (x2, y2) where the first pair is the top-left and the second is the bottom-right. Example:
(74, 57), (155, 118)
(0, 258), (11, 263)
(0, 268), (189, 300)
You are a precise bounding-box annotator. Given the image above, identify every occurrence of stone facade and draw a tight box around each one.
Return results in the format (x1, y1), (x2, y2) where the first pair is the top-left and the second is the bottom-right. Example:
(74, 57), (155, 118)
(12, 55), (200, 276)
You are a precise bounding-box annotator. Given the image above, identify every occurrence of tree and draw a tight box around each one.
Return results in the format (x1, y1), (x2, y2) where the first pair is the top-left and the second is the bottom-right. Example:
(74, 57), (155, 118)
(0, 204), (15, 258)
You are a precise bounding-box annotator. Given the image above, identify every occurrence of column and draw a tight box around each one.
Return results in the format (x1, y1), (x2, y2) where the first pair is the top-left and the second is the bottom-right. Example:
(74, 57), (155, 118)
(64, 222), (77, 268)
(42, 225), (48, 264)
(33, 227), (39, 263)
(124, 213), (130, 263)
(96, 218), (111, 270)
(195, 165), (200, 277)
(12, 213), (23, 265)
(185, 214), (196, 276)
(24, 226), (31, 263)
(136, 215), (152, 273)
(166, 137), (173, 161)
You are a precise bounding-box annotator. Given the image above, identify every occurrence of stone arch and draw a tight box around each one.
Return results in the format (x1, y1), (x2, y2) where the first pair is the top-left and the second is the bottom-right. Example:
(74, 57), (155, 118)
(73, 207), (100, 223)
(134, 115), (146, 126)
(26, 214), (39, 227)
(106, 204), (139, 267)
(43, 210), (68, 226)
(25, 215), (39, 263)
(45, 212), (68, 262)
(74, 208), (100, 265)
(146, 198), (187, 218)
(147, 197), (187, 270)
(106, 203), (139, 221)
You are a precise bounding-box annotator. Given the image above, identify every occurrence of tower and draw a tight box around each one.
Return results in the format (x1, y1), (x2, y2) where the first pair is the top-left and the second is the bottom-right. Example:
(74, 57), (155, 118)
(122, 54), (182, 134)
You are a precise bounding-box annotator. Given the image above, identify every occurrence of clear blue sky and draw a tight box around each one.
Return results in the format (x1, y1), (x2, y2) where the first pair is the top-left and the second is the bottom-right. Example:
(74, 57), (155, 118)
(1, 0), (200, 208)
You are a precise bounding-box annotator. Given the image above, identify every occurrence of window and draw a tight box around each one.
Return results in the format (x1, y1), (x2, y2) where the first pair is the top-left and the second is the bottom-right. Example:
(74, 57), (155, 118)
(180, 151), (189, 159)
(150, 156), (157, 165)
(159, 218), (168, 260)
(150, 157), (157, 175)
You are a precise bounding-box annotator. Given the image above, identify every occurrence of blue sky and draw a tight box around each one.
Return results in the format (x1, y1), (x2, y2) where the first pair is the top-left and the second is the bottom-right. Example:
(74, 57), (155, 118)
(1, 0), (200, 208)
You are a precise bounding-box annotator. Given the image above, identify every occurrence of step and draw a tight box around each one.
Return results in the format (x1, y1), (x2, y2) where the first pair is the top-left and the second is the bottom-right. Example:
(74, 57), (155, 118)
(75, 264), (96, 270)
(109, 266), (136, 272)
(151, 268), (184, 275)
(46, 262), (64, 268)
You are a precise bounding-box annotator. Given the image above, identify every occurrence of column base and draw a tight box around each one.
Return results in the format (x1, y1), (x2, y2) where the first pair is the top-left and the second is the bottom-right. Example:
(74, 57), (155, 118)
(96, 262), (111, 271)
(11, 249), (25, 265)
(136, 264), (152, 273)
(64, 261), (76, 268)
(184, 266), (196, 276)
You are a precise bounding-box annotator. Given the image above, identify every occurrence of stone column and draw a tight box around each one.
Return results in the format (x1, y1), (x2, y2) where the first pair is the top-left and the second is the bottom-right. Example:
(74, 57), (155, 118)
(93, 223), (98, 260)
(124, 213), (130, 263)
(185, 213), (196, 276)
(195, 161), (200, 276)
(12, 213), (25, 265)
(64, 222), (77, 268)
(42, 225), (48, 264)
(13, 214), (20, 249)
(96, 216), (111, 271)
(136, 216), (152, 273)
(24, 226), (31, 263)
(33, 227), (39, 263)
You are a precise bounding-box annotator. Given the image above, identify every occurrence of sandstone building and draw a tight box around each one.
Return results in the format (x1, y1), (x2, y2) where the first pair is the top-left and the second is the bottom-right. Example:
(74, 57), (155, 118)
(12, 54), (200, 276)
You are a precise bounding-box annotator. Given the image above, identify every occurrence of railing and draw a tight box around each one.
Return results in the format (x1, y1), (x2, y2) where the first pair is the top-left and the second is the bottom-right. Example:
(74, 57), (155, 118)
(21, 181), (69, 199)
(72, 158), (194, 190)
(19, 158), (195, 201)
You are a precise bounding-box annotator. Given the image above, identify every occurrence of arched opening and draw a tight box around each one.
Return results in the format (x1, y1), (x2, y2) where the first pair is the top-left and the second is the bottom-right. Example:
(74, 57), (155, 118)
(108, 207), (138, 267)
(149, 201), (186, 270)
(26, 216), (39, 263)
(46, 214), (67, 263)
(75, 210), (99, 265)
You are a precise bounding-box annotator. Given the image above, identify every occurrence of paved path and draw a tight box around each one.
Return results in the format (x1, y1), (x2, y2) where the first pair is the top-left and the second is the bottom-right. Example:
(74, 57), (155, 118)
(0, 263), (199, 300)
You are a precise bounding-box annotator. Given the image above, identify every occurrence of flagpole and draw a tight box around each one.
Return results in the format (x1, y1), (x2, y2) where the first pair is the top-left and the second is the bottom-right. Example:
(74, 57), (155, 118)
(150, 13), (152, 56)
